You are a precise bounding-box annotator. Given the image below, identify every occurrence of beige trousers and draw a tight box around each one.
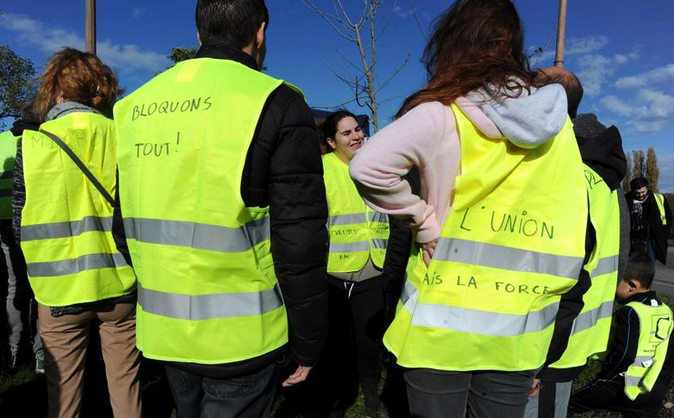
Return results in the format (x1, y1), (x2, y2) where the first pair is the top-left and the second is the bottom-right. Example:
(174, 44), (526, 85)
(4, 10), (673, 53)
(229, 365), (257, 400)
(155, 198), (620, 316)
(38, 301), (142, 418)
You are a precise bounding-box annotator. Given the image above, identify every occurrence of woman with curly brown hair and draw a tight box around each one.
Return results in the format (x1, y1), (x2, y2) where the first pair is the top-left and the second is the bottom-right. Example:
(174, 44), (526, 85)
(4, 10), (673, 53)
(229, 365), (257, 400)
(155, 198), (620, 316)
(14, 48), (141, 418)
(350, 0), (588, 416)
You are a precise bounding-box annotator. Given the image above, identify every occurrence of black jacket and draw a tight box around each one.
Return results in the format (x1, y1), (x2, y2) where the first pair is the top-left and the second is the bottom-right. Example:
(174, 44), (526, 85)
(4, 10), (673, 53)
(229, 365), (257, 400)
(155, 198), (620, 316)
(539, 114), (628, 382)
(112, 40), (329, 378)
(625, 189), (672, 264)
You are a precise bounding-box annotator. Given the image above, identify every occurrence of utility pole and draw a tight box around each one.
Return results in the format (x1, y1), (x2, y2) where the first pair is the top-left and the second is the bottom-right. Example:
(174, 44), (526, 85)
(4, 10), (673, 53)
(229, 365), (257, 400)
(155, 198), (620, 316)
(554, 0), (567, 67)
(85, 0), (96, 54)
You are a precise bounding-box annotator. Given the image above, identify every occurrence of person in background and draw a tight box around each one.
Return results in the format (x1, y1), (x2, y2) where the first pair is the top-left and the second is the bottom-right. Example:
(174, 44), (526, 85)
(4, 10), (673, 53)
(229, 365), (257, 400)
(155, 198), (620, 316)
(318, 110), (410, 418)
(524, 67), (628, 418)
(113, 0), (329, 416)
(626, 177), (672, 264)
(349, 0), (588, 416)
(15, 48), (141, 418)
(568, 255), (674, 417)
(0, 101), (43, 374)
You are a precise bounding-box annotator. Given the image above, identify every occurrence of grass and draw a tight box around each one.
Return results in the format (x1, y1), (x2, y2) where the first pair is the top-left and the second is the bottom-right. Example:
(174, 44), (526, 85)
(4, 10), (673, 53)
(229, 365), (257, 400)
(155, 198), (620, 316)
(4, 294), (674, 417)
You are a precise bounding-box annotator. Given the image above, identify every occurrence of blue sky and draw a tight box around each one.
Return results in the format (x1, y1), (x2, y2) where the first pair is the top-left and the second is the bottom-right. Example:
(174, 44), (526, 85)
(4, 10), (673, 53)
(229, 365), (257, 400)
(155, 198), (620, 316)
(1, 0), (673, 190)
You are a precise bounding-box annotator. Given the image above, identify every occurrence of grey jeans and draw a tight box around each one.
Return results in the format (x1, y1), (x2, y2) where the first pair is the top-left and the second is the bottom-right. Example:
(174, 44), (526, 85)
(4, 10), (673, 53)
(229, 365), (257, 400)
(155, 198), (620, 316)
(404, 368), (536, 418)
(1, 220), (41, 355)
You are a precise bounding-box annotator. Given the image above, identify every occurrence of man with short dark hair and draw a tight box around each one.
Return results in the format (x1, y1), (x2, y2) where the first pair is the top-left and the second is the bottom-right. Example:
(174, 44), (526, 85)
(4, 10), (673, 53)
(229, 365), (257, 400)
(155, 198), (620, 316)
(112, 0), (329, 416)
(626, 176), (672, 264)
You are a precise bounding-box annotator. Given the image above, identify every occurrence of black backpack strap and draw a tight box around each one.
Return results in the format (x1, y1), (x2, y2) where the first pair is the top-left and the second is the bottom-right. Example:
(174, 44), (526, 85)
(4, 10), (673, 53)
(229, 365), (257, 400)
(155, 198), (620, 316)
(39, 129), (115, 206)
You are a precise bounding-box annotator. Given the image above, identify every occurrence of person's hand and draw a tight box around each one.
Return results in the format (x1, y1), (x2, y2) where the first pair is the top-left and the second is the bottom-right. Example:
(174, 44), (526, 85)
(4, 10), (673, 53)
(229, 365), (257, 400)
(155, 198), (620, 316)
(421, 238), (438, 266)
(282, 365), (313, 387)
(529, 379), (542, 398)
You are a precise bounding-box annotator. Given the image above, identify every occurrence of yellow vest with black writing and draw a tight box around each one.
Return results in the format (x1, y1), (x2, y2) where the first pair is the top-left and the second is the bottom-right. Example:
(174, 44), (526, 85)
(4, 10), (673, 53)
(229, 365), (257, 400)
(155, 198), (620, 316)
(624, 300), (673, 400)
(0, 131), (18, 220)
(384, 104), (587, 371)
(114, 58), (289, 364)
(549, 165), (621, 370)
(654, 193), (668, 226)
(323, 152), (389, 273)
(21, 113), (136, 306)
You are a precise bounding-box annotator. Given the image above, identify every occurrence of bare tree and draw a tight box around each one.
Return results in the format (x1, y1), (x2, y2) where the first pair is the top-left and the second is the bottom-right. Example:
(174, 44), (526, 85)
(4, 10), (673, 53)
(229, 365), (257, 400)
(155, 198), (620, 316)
(623, 156), (632, 194)
(646, 146), (660, 193)
(632, 149), (645, 180)
(302, 0), (412, 132)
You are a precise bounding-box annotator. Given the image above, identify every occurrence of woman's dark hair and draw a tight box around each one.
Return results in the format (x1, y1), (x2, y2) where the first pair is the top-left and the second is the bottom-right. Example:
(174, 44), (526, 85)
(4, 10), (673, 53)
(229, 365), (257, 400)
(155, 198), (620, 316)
(196, 0), (269, 47)
(397, 0), (540, 117)
(320, 110), (358, 153)
(34, 48), (119, 119)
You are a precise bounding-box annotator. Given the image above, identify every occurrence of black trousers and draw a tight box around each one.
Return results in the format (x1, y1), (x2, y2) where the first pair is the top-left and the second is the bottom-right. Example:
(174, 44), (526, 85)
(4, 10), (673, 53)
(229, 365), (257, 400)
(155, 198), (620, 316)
(568, 377), (663, 418)
(322, 274), (386, 411)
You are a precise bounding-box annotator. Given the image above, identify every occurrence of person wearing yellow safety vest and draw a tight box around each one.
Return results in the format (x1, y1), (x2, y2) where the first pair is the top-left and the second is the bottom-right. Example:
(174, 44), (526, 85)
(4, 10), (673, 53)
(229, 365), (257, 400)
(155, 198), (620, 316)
(0, 102), (44, 375)
(568, 255), (674, 417)
(14, 49), (141, 418)
(626, 177), (672, 265)
(112, 1), (329, 417)
(349, 1), (589, 416)
(317, 110), (410, 418)
(523, 67), (630, 418)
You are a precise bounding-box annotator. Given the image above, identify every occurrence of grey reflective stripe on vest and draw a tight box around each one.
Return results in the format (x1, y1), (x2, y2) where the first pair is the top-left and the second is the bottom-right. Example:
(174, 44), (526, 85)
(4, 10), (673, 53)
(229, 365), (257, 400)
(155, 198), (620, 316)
(330, 213), (365, 226)
(27, 252), (128, 277)
(123, 217), (269, 253)
(0, 170), (13, 180)
(434, 238), (583, 279)
(369, 211), (387, 223)
(0, 189), (11, 197)
(399, 271), (558, 336)
(569, 300), (614, 335)
(138, 282), (284, 320)
(624, 375), (642, 388)
(631, 355), (654, 367)
(22, 216), (113, 242)
(329, 240), (370, 253)
(591, 255), (619, 278)
(400, 279), (417, 305)
(372, 238), (388, 250)
(408, 298), (560, 337)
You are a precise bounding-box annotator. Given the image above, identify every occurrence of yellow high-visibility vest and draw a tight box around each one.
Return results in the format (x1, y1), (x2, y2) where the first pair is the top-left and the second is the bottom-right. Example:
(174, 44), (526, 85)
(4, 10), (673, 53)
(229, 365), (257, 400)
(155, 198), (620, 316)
(623, 300), (673, 400)
(549, 165), (621, 369)
(114, 58), (290, 364)
(384, 104), (587, 371)
(0, 130), (18, 220)
(21, 113), (136, 306)
(654, 193), (667, 226)
(323, 152), (389, 273)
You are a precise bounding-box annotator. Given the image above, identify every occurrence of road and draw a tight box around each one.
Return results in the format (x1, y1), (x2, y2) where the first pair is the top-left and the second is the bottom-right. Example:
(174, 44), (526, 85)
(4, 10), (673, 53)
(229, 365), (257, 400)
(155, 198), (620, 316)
(652, 247), (674, 294)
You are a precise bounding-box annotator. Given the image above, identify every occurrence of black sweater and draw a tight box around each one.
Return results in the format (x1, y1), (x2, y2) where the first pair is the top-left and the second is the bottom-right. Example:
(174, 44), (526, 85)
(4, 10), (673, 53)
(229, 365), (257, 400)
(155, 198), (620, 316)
(112, 40), (330, 378)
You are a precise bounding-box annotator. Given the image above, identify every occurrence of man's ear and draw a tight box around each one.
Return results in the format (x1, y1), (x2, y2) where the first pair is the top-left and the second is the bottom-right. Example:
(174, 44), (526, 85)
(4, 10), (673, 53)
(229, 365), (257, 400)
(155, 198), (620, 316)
(197, 31), (202, 46)
(255, 22), (266, 49)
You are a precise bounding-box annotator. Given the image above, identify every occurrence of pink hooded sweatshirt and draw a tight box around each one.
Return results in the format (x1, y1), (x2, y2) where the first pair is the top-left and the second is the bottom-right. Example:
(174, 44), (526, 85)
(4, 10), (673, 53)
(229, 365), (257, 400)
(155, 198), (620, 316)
(349, 84), (569, 244)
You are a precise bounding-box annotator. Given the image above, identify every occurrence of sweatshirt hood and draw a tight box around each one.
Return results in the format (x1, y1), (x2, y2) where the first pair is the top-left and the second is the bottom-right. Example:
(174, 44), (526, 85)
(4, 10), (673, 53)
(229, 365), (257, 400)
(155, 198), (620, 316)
(467, 83), (568, 149)
(574, 113), (627, 191)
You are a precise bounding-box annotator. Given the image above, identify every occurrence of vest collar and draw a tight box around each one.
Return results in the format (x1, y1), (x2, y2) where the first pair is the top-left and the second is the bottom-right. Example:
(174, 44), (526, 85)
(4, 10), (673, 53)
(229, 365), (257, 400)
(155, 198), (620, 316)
(196, 40), (258, 71)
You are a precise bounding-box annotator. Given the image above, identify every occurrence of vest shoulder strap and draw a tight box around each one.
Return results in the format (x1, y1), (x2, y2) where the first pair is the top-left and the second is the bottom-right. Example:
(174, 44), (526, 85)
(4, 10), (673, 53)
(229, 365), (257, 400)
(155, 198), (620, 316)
(39, 129), (114, 206)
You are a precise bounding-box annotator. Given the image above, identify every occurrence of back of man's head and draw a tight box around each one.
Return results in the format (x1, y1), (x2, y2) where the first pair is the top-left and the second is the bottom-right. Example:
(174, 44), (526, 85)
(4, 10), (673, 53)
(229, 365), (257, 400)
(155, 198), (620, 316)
(630, 177), (649, 191)
(623, 254), (656, 290)
(196, 0), (269, 48)
(539, 67), (583, 119)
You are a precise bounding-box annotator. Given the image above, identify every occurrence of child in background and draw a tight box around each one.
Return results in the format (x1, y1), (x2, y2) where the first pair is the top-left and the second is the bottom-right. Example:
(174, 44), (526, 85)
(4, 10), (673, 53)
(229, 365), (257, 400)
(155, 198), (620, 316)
(568, 255), (674, 417)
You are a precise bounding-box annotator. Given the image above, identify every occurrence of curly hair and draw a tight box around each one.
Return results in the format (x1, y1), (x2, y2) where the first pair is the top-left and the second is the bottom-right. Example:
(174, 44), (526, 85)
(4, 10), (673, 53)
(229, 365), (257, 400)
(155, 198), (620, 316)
(34, 48), (119, 119)
(397, 0), (541, 118)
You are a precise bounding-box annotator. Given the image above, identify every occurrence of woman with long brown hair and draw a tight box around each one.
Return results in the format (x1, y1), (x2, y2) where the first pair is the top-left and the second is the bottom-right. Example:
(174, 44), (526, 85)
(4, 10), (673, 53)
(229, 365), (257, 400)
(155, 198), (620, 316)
(14, 48), (141, 418)
(350, 0), (587, 416)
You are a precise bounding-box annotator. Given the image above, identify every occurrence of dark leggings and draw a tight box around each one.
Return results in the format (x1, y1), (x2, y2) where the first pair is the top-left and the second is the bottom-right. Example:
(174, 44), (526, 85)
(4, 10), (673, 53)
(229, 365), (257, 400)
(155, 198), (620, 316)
(323, 274), (386, 410)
